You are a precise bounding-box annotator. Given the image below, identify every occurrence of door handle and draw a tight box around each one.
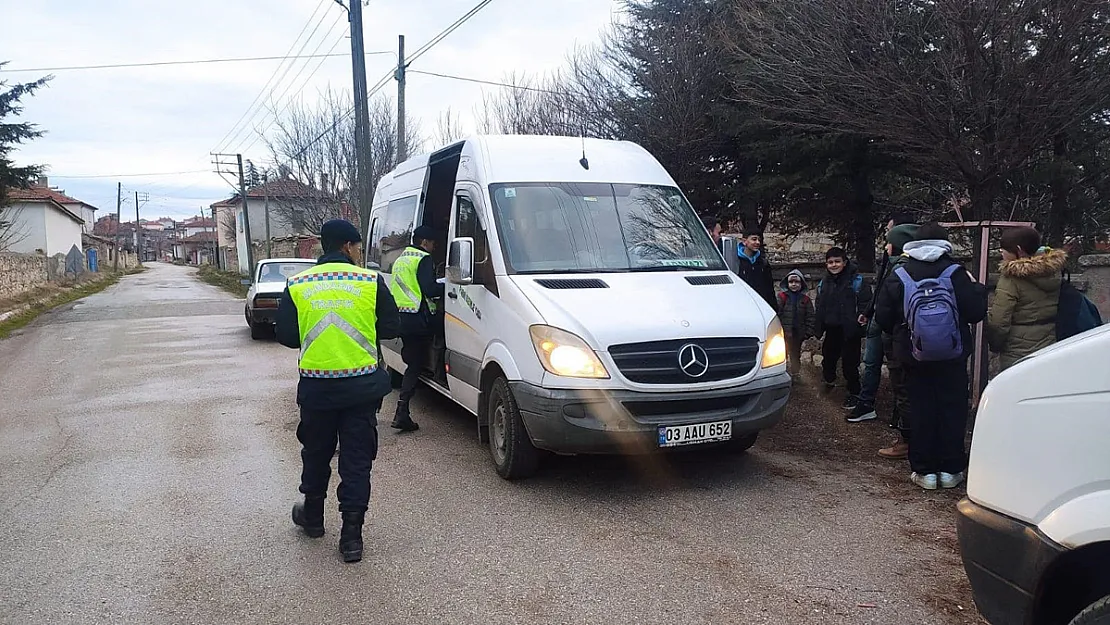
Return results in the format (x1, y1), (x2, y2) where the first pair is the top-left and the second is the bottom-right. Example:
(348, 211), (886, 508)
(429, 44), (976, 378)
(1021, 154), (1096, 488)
(447, 291), (458, 299)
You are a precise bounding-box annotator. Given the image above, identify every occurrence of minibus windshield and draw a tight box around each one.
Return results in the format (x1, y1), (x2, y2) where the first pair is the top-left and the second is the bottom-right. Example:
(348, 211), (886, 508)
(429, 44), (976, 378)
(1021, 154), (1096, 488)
(489, 182), (726, 274)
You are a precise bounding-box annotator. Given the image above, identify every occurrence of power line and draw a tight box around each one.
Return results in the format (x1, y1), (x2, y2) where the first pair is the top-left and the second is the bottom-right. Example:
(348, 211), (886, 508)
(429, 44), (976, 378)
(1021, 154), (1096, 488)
(408, 69), (565, 95)
(407, 0), (496, 65)
(279, 0), (500, 165)
(0, 52), (393, 74)
(51, 170), (211, 179)
(216, 3), (342, 154)
(229, 15), (350, 155)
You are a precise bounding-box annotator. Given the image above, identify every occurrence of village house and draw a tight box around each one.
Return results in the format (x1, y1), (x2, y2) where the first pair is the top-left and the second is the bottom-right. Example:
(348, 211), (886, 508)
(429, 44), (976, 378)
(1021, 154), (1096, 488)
(210, 177), (341, 273)
(2, 182), (85, 256)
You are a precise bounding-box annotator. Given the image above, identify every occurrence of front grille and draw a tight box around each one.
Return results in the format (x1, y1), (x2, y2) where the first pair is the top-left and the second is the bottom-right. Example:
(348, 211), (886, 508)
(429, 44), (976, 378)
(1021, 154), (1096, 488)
(534, 278), (609, 289)
(608, 337), (761, 384)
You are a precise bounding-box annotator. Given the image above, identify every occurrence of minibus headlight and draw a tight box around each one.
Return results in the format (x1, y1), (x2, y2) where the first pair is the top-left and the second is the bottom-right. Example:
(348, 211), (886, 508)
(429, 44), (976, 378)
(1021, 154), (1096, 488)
(761, 317), (787, 369)
(529, 325), (610, 379)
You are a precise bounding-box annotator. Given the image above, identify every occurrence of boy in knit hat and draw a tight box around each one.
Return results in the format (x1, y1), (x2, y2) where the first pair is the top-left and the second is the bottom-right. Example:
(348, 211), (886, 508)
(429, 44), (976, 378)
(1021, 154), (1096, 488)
(776, 269), (815, 376)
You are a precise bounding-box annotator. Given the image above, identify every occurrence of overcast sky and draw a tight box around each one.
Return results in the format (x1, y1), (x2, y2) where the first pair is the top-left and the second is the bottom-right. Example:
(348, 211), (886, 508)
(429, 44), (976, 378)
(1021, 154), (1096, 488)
(1, 0), (618, 221)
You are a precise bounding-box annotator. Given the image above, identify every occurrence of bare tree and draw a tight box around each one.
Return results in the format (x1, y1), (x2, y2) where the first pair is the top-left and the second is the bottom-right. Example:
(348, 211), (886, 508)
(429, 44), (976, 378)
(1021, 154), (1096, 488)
(0, 204), (29, 251)
(434, 107), (467, 147)
(264, 89), (423, 234)
(724, 0), (1110, 223)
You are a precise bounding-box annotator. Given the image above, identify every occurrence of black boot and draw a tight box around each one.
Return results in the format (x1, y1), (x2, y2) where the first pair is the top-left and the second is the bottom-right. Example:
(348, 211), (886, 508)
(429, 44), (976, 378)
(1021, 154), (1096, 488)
(291, 494), (325, 538)
(339, 511), (365, 563)
(391, 402), (419, 432)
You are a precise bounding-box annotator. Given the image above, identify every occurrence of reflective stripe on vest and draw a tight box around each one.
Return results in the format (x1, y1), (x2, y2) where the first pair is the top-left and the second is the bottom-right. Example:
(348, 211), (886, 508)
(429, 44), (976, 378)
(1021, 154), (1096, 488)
(390, 247), (436, 314)
(288, 263), (379, 378)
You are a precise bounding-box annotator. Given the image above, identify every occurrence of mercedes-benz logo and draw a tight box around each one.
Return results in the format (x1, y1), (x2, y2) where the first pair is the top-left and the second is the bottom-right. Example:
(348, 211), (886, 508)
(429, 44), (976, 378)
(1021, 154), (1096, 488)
(677, 343), (709, 378)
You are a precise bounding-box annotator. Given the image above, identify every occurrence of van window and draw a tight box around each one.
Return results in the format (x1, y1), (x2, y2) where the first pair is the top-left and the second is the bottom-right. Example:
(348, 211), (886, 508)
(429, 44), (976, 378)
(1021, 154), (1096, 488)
(367, 216), (382, 266)
(454, 195), (488, 263)
(378, 196), (418, 272)
(489, 183), (726, 274)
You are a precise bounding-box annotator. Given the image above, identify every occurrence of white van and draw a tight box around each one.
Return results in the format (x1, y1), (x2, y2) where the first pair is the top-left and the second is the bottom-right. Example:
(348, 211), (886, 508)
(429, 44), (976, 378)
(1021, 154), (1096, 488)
(957, 324), (1110, 625)
(366, 135), (791, 479)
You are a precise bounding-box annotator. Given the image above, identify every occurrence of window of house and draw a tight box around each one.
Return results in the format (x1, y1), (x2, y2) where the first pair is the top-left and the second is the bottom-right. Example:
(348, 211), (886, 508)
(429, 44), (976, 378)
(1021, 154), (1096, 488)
(379, 196), (418, 273)
(455, 195), (488, 263)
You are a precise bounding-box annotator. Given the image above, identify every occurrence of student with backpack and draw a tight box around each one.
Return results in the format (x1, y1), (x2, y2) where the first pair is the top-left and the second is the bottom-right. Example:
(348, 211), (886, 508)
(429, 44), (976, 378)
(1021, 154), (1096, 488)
(814, 247), (872, 408)
(986, 227), (1067, 371)
(874, 222), (988, 491)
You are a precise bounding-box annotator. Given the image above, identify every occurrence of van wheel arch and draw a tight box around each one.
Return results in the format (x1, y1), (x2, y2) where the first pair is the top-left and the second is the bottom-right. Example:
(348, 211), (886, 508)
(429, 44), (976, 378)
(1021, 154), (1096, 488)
(1035, 541), (1110, 625)
(476, 363), (506, 444)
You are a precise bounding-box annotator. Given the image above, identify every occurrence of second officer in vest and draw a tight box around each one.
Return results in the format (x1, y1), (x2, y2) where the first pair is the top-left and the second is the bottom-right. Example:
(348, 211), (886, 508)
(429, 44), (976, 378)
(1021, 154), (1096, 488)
(390, 225), (444, 431)
(276, 219), (400, 563)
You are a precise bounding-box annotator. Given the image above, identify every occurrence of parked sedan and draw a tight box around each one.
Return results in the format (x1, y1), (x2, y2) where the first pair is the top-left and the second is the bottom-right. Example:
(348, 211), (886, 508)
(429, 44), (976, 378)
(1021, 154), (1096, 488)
(244, 258), (315, 340)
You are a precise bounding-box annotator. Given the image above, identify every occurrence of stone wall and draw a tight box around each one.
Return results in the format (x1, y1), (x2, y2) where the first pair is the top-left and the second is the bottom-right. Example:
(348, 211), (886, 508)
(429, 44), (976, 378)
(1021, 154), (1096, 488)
(0, 253), (49, 300)
(0, 246), (138, 303)
(1078, 254), (1110, 320)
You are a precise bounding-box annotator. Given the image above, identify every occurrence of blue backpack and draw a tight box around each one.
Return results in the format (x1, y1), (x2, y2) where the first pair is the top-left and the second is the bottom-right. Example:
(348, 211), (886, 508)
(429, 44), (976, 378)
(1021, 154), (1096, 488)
(895, 264), (964, 361)
(1056, 271), (1103, 341)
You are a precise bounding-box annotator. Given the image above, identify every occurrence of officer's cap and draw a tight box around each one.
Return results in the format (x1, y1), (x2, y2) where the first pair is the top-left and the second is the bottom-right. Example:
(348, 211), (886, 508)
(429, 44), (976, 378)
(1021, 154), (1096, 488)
(320, 219), (362, 246)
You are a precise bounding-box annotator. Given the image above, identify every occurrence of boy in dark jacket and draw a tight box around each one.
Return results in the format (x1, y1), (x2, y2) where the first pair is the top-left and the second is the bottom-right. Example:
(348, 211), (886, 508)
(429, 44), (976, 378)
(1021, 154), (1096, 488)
(736, 228), (776, 308)
(874, 222), (988, 491)
(776, 269), (815, 375)
(814, 247), (872, 408)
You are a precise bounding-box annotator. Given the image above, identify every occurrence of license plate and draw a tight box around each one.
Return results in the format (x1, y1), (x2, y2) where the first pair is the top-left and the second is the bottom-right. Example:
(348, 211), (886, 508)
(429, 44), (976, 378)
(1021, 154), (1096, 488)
(657, 420), (732, 448)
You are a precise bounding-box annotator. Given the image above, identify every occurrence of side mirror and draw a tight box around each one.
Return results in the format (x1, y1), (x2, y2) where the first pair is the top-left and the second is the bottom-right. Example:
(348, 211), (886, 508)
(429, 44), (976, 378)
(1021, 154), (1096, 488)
(366, 260), (381, 270)
(240, 279), (252, 286)
(447, 237), (474, 285)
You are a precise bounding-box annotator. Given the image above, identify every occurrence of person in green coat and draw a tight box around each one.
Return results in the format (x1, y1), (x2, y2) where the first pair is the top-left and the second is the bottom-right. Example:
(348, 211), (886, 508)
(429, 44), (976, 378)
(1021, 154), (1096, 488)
(986, 227), (1067, 371)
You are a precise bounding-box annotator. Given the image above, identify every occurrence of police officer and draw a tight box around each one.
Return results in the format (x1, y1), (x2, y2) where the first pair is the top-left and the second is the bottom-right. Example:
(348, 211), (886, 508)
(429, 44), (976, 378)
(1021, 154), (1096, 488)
(276, 219), (399, 563)
(390, 225), (444, 431)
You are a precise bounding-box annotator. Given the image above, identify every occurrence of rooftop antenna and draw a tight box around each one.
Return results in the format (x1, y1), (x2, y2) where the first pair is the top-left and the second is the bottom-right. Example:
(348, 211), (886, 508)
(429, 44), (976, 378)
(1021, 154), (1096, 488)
(578, 120), (590, 170)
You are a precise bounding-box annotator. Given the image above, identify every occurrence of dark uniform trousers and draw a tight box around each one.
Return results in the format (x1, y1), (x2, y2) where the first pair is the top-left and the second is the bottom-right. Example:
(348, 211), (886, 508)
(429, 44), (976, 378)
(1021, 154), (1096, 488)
(399, 334), (431, 404)
(297, 398), (382, 513)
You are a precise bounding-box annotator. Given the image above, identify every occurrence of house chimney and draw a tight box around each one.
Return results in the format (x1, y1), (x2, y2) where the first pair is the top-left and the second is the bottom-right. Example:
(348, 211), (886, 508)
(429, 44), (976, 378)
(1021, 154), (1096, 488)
(36, 176), (48, 187)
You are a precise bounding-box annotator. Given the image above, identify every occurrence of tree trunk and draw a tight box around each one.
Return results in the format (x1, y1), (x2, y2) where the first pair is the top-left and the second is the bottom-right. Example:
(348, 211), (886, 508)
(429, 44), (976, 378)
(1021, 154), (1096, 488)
(1048, 133), (1070, 247)
(849, 155), (876, 273)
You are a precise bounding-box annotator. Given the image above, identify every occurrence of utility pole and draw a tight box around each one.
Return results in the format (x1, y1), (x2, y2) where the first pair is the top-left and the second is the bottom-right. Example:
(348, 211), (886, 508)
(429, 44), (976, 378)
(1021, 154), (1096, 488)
(236, 155), (255, 271)
(212, 153), (254, 273)
(396, 34), (407, 164)
(263, 172), (272, 259)
(134, 190), (142, 266)
(344, 0), (374, 237)
(113, 182), (121, 272)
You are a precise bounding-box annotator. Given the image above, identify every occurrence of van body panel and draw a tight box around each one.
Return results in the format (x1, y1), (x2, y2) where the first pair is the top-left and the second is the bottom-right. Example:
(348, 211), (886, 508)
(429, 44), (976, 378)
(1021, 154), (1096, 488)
(1037, 491), (1110, 547)
(509, 272), (772, 350)
(966, 324), (1110, 527)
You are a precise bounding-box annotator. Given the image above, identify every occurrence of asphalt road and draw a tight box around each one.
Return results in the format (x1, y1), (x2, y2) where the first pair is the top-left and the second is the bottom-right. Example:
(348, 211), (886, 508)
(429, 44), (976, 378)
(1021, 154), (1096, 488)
(0, 263), (978, 625)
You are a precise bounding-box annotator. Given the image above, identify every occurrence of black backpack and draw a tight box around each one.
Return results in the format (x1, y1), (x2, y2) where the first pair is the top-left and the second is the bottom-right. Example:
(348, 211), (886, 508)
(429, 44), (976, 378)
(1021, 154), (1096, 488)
(1056, 270), (1103, 341)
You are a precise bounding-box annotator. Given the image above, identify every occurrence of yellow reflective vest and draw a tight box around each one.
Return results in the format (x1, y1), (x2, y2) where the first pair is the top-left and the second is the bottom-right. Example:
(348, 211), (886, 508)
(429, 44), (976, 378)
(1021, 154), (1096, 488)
(390, 246), (436, 314)
(287, 262), (379, 378)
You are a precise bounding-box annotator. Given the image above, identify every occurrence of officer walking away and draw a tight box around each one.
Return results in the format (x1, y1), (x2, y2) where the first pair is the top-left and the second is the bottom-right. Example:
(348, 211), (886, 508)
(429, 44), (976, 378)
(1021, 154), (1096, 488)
(391, 225), (445, 432)
(736, 227), (776, 308)
(276, 219), (400, 563)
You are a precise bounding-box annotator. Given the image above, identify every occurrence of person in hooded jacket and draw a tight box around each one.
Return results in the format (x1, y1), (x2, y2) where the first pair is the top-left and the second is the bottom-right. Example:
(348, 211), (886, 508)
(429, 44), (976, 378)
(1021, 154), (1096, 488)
(776, 269), (815, 375)
(874, 222), (987, 491)
(814, 247), (872, 408)
(986, 227), (1066, 371)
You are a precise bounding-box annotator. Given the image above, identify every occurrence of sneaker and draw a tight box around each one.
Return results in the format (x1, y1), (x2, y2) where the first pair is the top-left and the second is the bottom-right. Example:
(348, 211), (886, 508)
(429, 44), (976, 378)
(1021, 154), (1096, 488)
(878, 442), (909, 459)
(939, 472), (966, 489)
(911, 472), (938, 490)
(846, 404), (877, 423)
(842, 395), (859, 410)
